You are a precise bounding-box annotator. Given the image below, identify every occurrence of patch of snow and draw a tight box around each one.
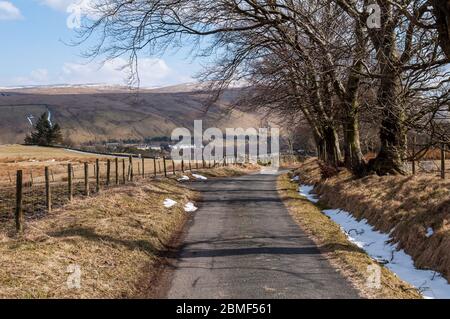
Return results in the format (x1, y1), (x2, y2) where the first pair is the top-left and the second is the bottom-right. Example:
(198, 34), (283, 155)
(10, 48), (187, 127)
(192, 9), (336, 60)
(184, 202), (198, 213)
(299, 185), (319, 203)
(300, 184), (450, 299)
(177, 175), (190, 182)
(426, 228), (434, 238)
(192, 174), (208, 180)
(163, 199), (177, 208)
(291, 176), (300, 182)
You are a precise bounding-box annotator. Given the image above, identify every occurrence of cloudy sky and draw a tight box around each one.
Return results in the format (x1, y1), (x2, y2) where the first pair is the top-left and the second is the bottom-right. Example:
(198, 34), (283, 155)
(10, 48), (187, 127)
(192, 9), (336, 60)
(0, 0), (202, 87)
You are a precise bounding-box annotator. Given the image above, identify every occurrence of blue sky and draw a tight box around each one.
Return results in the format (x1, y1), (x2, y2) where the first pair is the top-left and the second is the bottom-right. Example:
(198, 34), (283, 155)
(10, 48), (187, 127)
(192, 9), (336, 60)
(0, 0), (202, 87)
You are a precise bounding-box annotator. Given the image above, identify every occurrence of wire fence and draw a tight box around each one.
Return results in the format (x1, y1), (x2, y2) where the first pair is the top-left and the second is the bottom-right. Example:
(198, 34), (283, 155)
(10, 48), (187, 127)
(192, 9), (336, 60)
(406, 143), (450, 178)
(1, 154), (294, 235)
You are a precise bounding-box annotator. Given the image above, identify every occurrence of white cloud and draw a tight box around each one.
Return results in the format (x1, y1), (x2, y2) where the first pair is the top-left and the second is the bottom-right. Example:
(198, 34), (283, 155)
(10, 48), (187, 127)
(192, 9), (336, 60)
(0, 1), (23, 20)
(2, 58), (193, 88)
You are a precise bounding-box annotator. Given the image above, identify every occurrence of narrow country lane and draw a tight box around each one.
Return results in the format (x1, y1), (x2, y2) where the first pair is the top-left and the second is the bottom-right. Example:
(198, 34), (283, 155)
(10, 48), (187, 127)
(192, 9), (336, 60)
(166, 171), (359, 299)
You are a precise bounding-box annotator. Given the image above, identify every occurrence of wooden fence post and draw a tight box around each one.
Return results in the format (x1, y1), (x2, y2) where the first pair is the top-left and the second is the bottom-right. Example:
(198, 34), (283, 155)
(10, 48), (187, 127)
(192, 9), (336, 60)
(115, 158), (119, 185)
(153, 157), (157, 177)
(182, 160), (185, 173)
(412, 137), (416, 175)
(68, 163), (73, 201)
(45, 167), (51, 213)
(106, 159), (111, 186)
(84, 162), (89, 196)
(163, 157), (167, 177)
(142, 157), (145, 178)
(441, 143), (446, 179)
(96, 159), (100, 192)
(15, 170), (23, 234)
(172, 160), (176, 175)
(196, 159), (199, 169)
(189, 160), (192, 171)
(122, 159), (126, 184)
(129, 156), (134, 182)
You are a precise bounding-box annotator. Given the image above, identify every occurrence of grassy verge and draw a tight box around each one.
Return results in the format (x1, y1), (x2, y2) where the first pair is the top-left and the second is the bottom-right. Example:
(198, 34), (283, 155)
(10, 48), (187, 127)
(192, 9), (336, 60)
(0, 178), (197, 298)
(295, 158), (450, 284)
(277, 174), (421, 299)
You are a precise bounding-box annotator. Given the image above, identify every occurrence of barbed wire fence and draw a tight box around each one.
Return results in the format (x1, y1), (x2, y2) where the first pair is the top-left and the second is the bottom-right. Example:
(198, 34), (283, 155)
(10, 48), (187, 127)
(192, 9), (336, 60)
(1, 154), (296, 235)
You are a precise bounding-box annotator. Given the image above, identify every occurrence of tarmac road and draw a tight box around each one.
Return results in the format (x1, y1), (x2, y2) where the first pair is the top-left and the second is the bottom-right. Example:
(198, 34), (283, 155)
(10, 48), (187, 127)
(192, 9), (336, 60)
(166, 171), (360, 299)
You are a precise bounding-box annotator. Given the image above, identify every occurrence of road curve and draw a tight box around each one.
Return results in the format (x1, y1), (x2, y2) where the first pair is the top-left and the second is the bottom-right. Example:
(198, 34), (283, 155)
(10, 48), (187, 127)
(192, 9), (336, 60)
(166, 171), (360, 299)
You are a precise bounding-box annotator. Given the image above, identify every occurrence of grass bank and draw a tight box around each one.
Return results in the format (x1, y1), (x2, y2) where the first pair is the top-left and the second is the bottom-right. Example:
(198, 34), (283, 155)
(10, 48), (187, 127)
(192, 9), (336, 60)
(278, 174), (421, 299)
(0, 177), (196, 298)
(294, 158), (450, 284)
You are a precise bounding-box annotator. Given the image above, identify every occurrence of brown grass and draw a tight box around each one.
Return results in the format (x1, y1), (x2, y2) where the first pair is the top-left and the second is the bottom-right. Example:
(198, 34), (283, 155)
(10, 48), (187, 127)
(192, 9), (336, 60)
(0, 160), (259, 299)
(277, 174), (421, 299)
(294, 158), (450, 283)
(193, 163), (260, 178)
(0, 178), (197, 298)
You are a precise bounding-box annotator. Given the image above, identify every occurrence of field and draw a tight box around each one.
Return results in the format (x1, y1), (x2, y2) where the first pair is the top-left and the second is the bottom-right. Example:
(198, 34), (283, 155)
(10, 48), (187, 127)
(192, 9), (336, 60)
(0, 145), (237, 236)
(0, 85), (261, 145)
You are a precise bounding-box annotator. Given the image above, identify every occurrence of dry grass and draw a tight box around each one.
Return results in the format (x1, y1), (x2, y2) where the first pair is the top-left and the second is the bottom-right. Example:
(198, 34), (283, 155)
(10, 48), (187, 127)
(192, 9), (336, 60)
(192, 163), (260, 178)
(0, 159), (258, 299)
(277, 174), (421, 299)
(0, 178), (197, 299)
(0, 145), (116, 186)
(294, 158), (450, 283)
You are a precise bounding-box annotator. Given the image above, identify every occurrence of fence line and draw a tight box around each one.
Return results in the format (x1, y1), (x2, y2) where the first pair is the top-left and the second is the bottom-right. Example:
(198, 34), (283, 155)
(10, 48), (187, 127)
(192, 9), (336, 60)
(1, 155), (297, 235)
(409, 143), (449, 179)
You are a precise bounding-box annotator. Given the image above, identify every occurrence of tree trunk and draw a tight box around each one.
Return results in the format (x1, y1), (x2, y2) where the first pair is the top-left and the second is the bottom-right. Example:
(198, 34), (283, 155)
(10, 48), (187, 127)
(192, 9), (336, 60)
(370, 74), (407, 175)
(325, 125), (342, 166)
(315, 125), (342, 167)
(342, 113), (365, 174)
(342, 60), (365, 174)
(432, 0), (450, 60)
(368, 16), (408, 176)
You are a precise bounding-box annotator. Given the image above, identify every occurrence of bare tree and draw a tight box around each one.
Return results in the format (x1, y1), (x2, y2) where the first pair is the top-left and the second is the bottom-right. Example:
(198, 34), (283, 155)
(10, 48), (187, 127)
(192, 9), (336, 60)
(78, 0), (449, 176)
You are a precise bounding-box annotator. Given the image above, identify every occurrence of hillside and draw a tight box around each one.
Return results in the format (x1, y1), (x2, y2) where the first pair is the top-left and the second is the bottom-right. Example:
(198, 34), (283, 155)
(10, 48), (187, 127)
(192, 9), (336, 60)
(0, 84), (260, 145)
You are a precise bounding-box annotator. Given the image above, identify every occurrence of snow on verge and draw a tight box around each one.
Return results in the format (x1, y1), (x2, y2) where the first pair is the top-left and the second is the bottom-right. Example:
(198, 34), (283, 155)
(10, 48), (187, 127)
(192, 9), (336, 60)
(299, 185), (319, 203)
(177, 175), (190, 182)
(163, 199), (177, 208)
(300, 184), (450, 299)
(192, 174), (208, 180)
(184, 202), (198, 213)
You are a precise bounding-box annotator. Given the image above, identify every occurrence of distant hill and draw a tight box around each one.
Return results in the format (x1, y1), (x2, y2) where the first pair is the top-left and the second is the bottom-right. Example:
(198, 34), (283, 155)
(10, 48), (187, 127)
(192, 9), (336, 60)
(0, 84), (261, 145)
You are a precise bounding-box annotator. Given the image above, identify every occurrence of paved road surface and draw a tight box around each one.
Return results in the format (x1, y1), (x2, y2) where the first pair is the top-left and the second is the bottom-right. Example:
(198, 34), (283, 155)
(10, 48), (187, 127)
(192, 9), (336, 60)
(166, 171), (360, 299)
